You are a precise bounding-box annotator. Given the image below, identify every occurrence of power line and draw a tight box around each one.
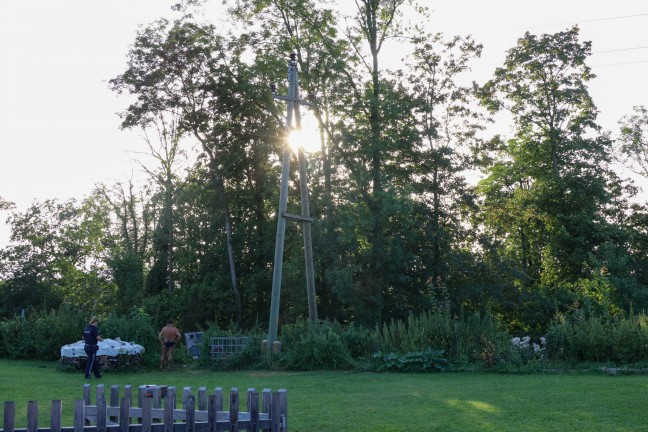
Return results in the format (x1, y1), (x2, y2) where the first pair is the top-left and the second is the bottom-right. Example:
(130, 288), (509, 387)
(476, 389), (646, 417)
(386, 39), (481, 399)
(485, 12), (648, 36)
(593, 45), (648, 54)
(590, 59), (648, 67)
(528, 13), (648, 30)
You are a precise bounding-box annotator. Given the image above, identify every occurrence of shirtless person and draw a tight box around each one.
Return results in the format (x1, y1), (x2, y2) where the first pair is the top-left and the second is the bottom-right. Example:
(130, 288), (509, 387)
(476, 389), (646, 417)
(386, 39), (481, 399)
(158, 320), (182, 370)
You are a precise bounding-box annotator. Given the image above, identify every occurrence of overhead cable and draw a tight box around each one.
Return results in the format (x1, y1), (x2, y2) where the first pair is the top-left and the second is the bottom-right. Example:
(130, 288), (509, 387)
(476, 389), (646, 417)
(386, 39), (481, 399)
(593, 45), (648, 54)
(590, 60), (648, 67)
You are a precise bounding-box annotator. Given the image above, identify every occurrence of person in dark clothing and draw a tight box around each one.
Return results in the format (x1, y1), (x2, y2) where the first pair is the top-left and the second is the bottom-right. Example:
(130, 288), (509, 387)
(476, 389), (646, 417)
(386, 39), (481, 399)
(83, 316), (103, 379)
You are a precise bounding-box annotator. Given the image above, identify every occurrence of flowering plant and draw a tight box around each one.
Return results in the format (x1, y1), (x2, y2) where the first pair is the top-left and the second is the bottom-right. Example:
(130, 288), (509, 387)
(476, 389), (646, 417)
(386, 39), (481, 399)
(511, 336), (546, 363)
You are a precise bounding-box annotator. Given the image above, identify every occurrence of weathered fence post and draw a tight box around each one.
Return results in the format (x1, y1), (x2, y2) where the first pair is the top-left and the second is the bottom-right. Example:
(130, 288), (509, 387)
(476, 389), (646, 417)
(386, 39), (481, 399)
(164, 387), (175, 432)
(277, 390), (287, 432)
(4, 401), (16, 432)
(262, 389), (272, 431)
(96, 386), (107, 432)
(51, 400), (62, 432)
(271, 393), (281, 432)
(110, 385), (119, 424)
(214, 388), (223, 412)
(183, 387), (192, 410)
(83, 385), (91, 426)
(137, 385), (145, 423)
(123, 385), (132, 409)
(141, 396), (152, 432)
(247, 389), (259, 432)
(83, 384), (91, 405)
(73, 400), (85, 432)
(168, 386), (177, 410)
(207, 395), (217, 432)
(185, 396), (195, 432)
(26, 401), (37, 432)
(96, 385), (105, 406)
(198, 387), (207, 411)
(119, 398), (130, 432)
(262, 389), (271, 414)
(151, 386), (162, 410)
(229, 388), (239, 432)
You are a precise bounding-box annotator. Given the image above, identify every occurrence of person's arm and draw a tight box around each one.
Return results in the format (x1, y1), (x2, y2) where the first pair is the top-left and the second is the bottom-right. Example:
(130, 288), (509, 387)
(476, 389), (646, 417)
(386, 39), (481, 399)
(175, 328), (182, 342)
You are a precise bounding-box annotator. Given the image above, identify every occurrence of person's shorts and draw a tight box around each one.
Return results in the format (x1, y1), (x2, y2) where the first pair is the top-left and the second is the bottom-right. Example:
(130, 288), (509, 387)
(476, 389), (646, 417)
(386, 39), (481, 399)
(164, 341), (176, 349)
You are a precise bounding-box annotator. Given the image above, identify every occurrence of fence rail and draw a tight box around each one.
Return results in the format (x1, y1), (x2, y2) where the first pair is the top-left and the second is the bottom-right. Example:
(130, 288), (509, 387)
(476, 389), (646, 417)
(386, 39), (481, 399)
(2, 384), (287, 432)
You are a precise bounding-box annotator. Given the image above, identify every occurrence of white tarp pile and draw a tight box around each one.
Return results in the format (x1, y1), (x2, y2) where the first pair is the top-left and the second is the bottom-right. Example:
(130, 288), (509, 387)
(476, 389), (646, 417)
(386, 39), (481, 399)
(60, 338), (145, 369)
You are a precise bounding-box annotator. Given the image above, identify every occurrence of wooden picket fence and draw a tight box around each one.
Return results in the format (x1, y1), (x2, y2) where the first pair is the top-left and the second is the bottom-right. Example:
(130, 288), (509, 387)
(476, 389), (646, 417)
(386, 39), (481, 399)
(2, 384), (287, 432)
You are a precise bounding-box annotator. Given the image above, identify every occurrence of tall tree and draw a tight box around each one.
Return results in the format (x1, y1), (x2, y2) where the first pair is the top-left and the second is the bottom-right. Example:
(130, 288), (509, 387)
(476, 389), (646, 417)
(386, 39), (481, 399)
(0, 199), (115, 317)
(402, 33), (485, 307)
(95, 180), (153, 315)
(343, 0), (408, 324)
(0, 196), (14, 210)
(110, 6), (297, 327)
(616, 105), (648, 302)
(139, 113), (190, 295)
(478, 26), (617, 290)
(110, 13), (248, 326)
(617, 105), (648, 179)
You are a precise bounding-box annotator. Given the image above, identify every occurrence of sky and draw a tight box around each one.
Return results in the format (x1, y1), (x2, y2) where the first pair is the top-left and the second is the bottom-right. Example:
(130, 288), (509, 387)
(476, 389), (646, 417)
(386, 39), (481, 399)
(0, 0), (647, 247)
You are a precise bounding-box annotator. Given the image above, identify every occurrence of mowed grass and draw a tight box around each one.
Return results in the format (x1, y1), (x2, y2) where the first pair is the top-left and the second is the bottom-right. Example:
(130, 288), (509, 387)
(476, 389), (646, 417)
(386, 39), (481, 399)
(1, 360), (648, 431)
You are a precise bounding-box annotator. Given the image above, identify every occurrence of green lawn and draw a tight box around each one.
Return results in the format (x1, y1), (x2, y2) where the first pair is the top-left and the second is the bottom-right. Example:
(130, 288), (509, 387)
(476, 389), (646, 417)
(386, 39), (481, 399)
(1, 359), (647, 431)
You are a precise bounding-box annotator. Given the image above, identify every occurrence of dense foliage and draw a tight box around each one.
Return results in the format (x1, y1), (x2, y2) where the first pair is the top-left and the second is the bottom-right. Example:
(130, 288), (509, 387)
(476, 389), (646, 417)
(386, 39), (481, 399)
(4, 307), (648, 372)
(1, 1), (647, 365)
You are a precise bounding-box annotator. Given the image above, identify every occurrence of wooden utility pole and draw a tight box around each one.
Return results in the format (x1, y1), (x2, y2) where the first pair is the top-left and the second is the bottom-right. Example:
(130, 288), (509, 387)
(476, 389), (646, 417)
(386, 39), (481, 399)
(267, 54), (318, 351)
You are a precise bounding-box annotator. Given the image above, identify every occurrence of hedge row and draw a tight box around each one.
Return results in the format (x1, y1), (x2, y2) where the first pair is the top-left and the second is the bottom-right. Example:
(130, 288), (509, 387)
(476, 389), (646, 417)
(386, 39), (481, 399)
(2, 307), (648, 371)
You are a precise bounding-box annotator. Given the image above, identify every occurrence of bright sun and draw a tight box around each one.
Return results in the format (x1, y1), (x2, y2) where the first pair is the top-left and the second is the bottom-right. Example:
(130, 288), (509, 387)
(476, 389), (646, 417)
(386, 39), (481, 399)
(287, 114), (322, 154)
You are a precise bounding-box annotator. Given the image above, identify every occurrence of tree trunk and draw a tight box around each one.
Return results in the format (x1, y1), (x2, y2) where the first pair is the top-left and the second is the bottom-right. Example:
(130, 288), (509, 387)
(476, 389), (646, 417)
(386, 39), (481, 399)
(431, 167), (441, 282)
(367, 0), (385, 323)
(215, 174), (242, 328)
(165, 182), (175, 293)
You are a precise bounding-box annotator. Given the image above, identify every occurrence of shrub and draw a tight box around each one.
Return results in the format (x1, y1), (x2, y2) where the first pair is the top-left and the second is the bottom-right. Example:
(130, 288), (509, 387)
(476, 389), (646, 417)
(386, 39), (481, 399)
(0, 307), (87, 360)
(101, 311), (158, 347)
(545, 313), (608, 362)
(0, 316), (32, 358)
(544, 314), (573, 362)
(140, 292), (186, 331)
(280, 319), (354, 371)
(572, 316), (608, 362)
(453, 312), (511, 366)
(379, 311), (452, 355)
(606, 312), (648, 364)
(33, 308), (88, 359)
(100, 310), (159, 367)
(545, 312), (648, 364)
(339, 323), (380, 359)
(376, 310), (511, 368)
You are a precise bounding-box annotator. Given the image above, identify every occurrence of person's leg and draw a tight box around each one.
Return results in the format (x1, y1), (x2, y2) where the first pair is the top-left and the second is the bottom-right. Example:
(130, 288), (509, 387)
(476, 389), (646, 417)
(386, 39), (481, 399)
(167, 345), (175, 368)
(93, 352), (102, 378)
(84, 346), (94, 378)
(160, 345), (168, 369)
